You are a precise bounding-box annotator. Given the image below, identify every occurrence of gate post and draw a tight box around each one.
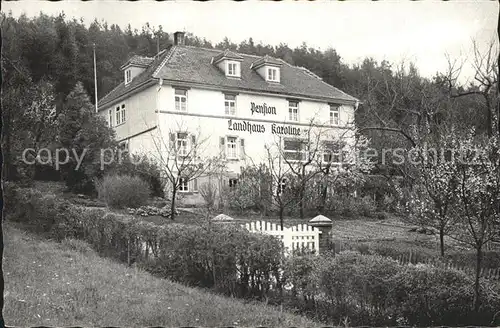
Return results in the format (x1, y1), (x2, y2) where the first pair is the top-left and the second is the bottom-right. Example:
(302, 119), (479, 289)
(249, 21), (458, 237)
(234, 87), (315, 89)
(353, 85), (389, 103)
(308, 215), (333, 255)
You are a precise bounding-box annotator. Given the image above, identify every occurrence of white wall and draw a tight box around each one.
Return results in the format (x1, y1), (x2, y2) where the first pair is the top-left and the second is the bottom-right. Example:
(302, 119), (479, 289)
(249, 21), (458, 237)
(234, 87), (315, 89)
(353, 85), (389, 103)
(99, 85), (158, 143)
(156, 85), (356, 174)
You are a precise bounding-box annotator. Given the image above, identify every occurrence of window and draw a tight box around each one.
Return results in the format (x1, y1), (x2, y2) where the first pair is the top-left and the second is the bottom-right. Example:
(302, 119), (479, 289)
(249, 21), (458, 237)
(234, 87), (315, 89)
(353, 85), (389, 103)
(115, 104), (126, 125)
(224, 94), (236, 115)
(277, 178), (286, 194)
(288, 101), (299, 122)
(323, 143), (341, 163)
(227, 137), (238, 159)
(227, 62), (240, 77)
(330, 105), (340, 125)
(229, 178), (238, 188)
(176, 132), (188, 156)
(125, 69), (131, 84)
(175, 89), (187, 112)
(284, 139), (305, 161)
(121, 104), (126, 123)
(118, 140), (129, 152)
(220, 136), (244, 159)
(267, 67), (278, 82)
(115, 106), (120, 125)
(178, 177), (189, 192)
(108, 109), (113, 127)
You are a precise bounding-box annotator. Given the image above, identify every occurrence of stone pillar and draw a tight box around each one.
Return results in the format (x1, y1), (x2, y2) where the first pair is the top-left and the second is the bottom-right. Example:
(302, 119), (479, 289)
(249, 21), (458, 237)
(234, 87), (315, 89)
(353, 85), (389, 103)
(308, 215), (333, 255)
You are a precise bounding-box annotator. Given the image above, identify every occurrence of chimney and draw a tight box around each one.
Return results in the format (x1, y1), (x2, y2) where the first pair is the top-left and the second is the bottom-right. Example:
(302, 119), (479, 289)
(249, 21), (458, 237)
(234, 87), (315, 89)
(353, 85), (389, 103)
(174, 31), (185, 46)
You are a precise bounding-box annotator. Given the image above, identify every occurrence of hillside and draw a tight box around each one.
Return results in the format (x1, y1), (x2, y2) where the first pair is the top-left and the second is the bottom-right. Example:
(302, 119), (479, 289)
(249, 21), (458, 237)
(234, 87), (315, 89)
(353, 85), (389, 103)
(2, 223), (317, 326)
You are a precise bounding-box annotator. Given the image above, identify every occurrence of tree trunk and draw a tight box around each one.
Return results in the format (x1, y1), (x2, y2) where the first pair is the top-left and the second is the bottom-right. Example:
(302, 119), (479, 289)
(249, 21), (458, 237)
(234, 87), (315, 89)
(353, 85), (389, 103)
(473, 244), (483, 312)
(439, 226), (445, 257)
(319, 184), (328, 213)
(170, 186), (177, 221)
(279, 206), (284, 230)
(299, 167), (306, 220)
(299, 188), (304, 220)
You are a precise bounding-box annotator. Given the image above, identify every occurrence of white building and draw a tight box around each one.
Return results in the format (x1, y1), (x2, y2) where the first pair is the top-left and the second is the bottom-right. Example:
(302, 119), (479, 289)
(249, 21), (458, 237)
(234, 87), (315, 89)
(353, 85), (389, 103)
(98, 32), (359, 201)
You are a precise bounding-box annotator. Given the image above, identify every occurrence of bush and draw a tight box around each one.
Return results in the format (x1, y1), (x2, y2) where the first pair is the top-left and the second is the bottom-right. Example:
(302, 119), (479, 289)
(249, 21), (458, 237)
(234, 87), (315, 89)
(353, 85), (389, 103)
(96, 174), (149, 209)
(326, 195), (377, 218)
(284, 251), (500, 326)
(143, 223), (284, 299)
(392, 264), (500, 326)
(226, 165), (273, 214)
(127, 205), (174, 218)
(107, 155), (165, 198)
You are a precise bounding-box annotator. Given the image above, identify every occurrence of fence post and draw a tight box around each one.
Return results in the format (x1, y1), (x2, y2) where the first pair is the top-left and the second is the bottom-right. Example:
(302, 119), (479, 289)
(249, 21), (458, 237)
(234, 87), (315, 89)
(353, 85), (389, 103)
(308, 215), (333, 255)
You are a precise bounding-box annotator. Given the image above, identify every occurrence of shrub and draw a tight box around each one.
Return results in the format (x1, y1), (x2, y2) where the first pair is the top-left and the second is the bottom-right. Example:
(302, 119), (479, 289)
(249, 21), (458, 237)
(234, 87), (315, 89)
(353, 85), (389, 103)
(96, 174), (149, 209)
(143, 223), (284, 299)
(127, 205), (174, 218)
(284, 251), (500, 326)
(107, 155), (165, 198)
(325, 195), (377, 218)
(226, 165), (273, 214)
(392, 264), (500, 326)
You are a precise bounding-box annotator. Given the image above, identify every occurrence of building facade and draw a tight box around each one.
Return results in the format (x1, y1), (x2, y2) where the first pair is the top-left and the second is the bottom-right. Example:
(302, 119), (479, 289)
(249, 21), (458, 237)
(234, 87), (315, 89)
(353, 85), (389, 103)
(98, 32), (359, 202)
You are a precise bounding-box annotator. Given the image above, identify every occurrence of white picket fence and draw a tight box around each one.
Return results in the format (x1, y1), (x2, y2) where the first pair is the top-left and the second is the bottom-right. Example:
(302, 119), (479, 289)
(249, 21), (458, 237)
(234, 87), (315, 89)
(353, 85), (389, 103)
(241, 220), (321, 256)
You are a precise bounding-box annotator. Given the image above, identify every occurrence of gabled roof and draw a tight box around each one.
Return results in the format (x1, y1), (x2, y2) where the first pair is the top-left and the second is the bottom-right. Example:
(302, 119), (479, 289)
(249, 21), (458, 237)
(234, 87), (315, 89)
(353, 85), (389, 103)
(98, 45), (358, 109)
(99, 51), (170, 107)
(212, 49), (244, 63)
(120, 55), (155, 69)
(250, 55), (283, 69)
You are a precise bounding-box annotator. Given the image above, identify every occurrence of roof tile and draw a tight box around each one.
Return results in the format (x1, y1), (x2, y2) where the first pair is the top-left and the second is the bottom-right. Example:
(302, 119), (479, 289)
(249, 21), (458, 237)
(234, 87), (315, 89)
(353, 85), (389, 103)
(99, 45), (358, 109)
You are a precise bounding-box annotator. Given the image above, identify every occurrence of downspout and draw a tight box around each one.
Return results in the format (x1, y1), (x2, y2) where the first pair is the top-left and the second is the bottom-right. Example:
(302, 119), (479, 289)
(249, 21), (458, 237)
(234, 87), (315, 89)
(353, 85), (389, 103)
(156, 78), (163, 130)
(156, 78), (164, 188)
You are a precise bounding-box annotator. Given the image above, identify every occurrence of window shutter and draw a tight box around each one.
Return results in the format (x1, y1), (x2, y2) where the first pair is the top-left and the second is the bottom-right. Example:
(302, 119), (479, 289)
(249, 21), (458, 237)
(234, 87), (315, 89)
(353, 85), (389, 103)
(219, 137), (225, 155)
(192, 178), (198, 192)
(191, 135), (196, 158)
(169, 133), (176, 150)
(240, 138), (245, 159)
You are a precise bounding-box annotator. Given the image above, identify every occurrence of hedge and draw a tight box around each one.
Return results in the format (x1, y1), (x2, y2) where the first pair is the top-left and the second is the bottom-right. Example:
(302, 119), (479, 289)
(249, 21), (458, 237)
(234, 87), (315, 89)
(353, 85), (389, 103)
(283, 252), (500, 326)
(5, 184), (284, 300)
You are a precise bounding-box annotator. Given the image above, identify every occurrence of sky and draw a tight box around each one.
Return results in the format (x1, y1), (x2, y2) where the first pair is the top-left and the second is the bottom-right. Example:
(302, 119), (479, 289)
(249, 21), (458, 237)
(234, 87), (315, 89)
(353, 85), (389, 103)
(3, 0), (498, 84)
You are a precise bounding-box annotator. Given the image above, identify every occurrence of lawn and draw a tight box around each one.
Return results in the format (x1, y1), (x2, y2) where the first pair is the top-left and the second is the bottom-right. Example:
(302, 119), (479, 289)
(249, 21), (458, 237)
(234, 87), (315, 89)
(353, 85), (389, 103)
(2, 222), (318, 327)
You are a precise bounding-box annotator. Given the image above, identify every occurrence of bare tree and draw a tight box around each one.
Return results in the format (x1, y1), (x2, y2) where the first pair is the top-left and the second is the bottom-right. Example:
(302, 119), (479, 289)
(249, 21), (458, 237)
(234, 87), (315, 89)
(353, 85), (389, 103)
(264, 142), (297, 229)
(441, 39), (499, 136)
(314, 132), (373, 213)
(149, 123), (224, 220)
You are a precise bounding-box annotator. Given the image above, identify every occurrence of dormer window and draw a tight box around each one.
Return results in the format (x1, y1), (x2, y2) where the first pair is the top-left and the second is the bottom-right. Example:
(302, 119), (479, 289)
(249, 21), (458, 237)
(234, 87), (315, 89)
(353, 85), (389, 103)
(227, 61), (240, 77)
(125, 69), (132, 84)
(212, 50), (243, 79)
(121, 55), (154, 85)
(267, 68), (278, 82)
(251, 55), (282, 83)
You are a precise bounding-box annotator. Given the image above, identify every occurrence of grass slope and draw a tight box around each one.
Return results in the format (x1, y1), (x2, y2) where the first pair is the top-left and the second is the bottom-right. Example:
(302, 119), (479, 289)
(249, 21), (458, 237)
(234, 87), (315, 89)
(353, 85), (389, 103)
(3, 223), (317, 327)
